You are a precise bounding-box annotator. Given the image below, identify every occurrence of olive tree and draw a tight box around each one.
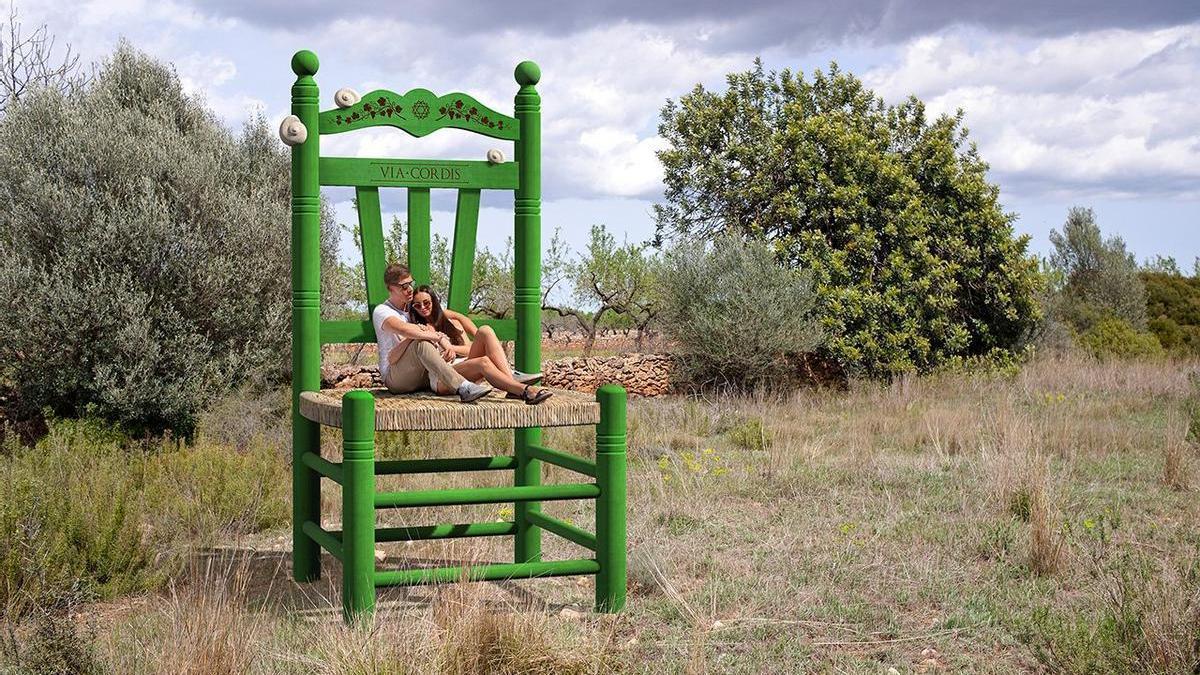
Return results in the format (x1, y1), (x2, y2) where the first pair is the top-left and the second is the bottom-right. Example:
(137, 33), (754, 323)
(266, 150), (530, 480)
(1048, 206), (1147, 330)
(0, 44), (339, 437)
(660, 234), (822, 390)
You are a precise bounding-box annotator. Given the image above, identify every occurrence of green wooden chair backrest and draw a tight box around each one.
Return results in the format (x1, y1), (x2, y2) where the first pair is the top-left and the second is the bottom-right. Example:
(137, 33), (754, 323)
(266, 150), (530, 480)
(289, 50), (542, 361)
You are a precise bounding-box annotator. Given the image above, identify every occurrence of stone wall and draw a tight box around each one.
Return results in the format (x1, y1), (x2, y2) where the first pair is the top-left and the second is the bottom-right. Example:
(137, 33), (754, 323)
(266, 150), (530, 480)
(542, 353), (673, 397)
(321, 352), (674, 398)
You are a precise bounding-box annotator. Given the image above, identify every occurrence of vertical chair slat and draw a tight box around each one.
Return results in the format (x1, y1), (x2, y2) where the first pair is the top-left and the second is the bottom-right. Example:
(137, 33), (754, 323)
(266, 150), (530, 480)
(356, 186), (388, 310)
(407, 187), (431, 286)
(448, 188), (481, 313)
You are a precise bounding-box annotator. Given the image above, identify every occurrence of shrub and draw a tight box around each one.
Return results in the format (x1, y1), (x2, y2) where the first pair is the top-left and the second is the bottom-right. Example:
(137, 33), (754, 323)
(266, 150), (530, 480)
(143, 442), (290, 541)
(0, 417), (290, 619)
(659, 234), (822, 390)
(1143, 272), (1200, 356)
(0, 419), (156, 618)
(0, 43), (340, 437)
(1078, 317), (1165, 361)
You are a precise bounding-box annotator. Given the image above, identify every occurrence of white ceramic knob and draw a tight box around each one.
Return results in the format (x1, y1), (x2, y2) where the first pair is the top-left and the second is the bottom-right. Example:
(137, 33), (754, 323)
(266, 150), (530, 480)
(279, 115), (307, 146)
(486, 148), (505, 164)
(334, 87), (361, 108)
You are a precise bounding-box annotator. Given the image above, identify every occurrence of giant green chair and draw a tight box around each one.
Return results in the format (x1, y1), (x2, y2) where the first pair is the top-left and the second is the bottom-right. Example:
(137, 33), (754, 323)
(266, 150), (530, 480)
(285, 50), (627, 623)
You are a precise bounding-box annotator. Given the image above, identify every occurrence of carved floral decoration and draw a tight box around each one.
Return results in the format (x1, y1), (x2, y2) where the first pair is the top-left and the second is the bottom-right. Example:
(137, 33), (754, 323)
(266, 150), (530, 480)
(438, 98), (506, 131)
(333, 95), (406, 127)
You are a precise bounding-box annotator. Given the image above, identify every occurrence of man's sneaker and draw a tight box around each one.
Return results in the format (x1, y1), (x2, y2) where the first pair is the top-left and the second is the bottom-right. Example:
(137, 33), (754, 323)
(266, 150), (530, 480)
(512, 370), (543, 385)
(458, 381), (493, 403)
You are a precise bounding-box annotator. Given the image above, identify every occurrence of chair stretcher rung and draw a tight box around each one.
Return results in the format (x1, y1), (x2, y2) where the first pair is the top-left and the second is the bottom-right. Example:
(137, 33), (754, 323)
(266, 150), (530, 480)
(526, 510), (597, 551)
(526, 444), (596, 477)
(374, 455), (516, 475)
(374, 483), (600, 509)
(302, 521), (343, 561)
(301, 452), (343, 484)
(373, 521), (517, 542)
(374, 559), (600, 587)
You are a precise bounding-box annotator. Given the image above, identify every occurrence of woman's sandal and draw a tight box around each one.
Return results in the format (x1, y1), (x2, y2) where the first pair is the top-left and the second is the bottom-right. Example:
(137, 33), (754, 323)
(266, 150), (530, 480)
(507, 384), (553, 405)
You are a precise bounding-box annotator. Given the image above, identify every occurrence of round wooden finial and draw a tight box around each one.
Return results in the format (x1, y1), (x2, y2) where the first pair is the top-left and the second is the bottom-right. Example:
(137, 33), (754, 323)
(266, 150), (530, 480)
(291, 50), (319, 77)
(514, 61), (541, 86)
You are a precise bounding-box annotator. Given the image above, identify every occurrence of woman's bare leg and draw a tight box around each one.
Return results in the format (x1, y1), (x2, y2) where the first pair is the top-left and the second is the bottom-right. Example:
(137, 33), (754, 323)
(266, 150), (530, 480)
(466, 325), (510, 374)
(444, 357), (541, 397)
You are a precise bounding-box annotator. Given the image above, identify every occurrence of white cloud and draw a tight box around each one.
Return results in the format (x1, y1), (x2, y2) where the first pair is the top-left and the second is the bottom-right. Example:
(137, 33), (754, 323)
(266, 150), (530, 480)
(297, 20), (746, 200)
(864, 25), (1200, 199)
(175, 53), (237, 95)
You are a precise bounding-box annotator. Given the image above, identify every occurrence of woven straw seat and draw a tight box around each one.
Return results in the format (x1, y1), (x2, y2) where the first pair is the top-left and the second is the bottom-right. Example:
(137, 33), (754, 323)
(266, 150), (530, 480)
(299, 387), (600, 431)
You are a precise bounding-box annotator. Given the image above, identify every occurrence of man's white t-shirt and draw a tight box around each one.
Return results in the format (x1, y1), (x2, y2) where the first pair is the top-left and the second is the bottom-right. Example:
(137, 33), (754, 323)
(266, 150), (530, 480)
(372, 301), (409, 380)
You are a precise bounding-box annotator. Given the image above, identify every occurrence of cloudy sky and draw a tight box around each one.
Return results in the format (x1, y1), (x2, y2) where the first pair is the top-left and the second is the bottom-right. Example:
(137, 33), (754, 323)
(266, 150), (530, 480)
(26, 0), (1200, 264)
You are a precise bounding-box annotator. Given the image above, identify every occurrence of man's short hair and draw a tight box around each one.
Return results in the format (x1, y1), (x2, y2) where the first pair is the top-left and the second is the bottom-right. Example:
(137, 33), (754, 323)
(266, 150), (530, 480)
(384, 263), (412, 287)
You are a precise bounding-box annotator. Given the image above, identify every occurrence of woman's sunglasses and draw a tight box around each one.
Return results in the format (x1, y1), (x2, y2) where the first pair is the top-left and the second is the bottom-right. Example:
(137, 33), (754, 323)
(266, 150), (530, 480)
(411, 299), (433, 309)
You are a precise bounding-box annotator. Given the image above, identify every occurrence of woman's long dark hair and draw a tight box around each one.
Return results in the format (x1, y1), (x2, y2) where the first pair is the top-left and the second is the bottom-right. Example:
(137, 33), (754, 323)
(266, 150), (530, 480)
(409, 285), (465, 345)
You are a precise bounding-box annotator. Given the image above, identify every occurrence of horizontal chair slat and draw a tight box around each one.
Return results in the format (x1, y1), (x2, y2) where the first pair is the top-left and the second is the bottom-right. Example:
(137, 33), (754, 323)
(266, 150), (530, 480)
(375, 455), (516, 475)
(375, 483), (600, 509)
(321, 319), (373, 344)
(301, 452), (343, 484)
(373, 521), (517, 542)
(526, 444), (596, 477)
(319, 157), (519, 190)
(475, 318), (515, 341)
(321, 318), (515, 344)
(302, 521), (343, 561)
(374, 559), (600, 587)
(526, 511), (597, 551)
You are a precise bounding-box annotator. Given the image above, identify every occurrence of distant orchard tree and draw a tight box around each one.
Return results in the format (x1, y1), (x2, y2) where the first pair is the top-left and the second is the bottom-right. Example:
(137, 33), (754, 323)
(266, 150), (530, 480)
(0, 44), (339, 437)
(544, 225), (660, 356)
(655, 60), (1041, 377)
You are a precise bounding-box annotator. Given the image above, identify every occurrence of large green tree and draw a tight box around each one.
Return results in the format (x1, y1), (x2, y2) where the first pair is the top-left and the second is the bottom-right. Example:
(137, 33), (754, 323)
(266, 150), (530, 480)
(655, 61), (1041, 376)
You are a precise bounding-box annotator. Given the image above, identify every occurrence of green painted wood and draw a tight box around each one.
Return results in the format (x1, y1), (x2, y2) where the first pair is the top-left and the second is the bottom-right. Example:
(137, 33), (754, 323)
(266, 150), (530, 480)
(341, 391), (376, 621)
(526, 511), (598, 551)
(526, 444), (597, 478)
(375, 483), (599, 509)
(375, 455), (516, 475)
(475, 318), (515, 341)
(375, 559), (599, 588)
(448, 189), (481, 313)
(372, 521), (517, 542)
(319, 88), (519, 141)
(290, 49), (323, 584)
(355, 187), (388, 311)
(513, 61), (543, 567)
(407, 188), (431, 286)
(301, 521), (344, 561)
(317, 317), (503, 345)
(320, 320), (374, 344)
(301, 451), (344, 485)
(320, 157), (519, 190)
(595, 384), (628, 613)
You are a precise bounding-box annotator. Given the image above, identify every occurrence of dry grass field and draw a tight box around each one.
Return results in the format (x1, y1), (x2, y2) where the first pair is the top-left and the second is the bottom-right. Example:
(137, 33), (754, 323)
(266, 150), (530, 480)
(3, 356), (1198, 674)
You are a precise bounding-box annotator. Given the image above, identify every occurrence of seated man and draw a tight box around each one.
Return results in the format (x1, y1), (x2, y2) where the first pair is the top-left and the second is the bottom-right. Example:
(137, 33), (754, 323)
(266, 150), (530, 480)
(373, 263), (492, 402)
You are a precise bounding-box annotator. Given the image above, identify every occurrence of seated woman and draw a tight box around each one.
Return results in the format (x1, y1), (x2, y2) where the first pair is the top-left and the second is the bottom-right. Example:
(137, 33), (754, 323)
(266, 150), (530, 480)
(409, 285), (551, 404)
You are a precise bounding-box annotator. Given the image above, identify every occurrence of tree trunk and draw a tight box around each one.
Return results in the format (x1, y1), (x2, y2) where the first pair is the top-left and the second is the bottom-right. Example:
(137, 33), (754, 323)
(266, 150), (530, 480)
(583, 325), (598, 357)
